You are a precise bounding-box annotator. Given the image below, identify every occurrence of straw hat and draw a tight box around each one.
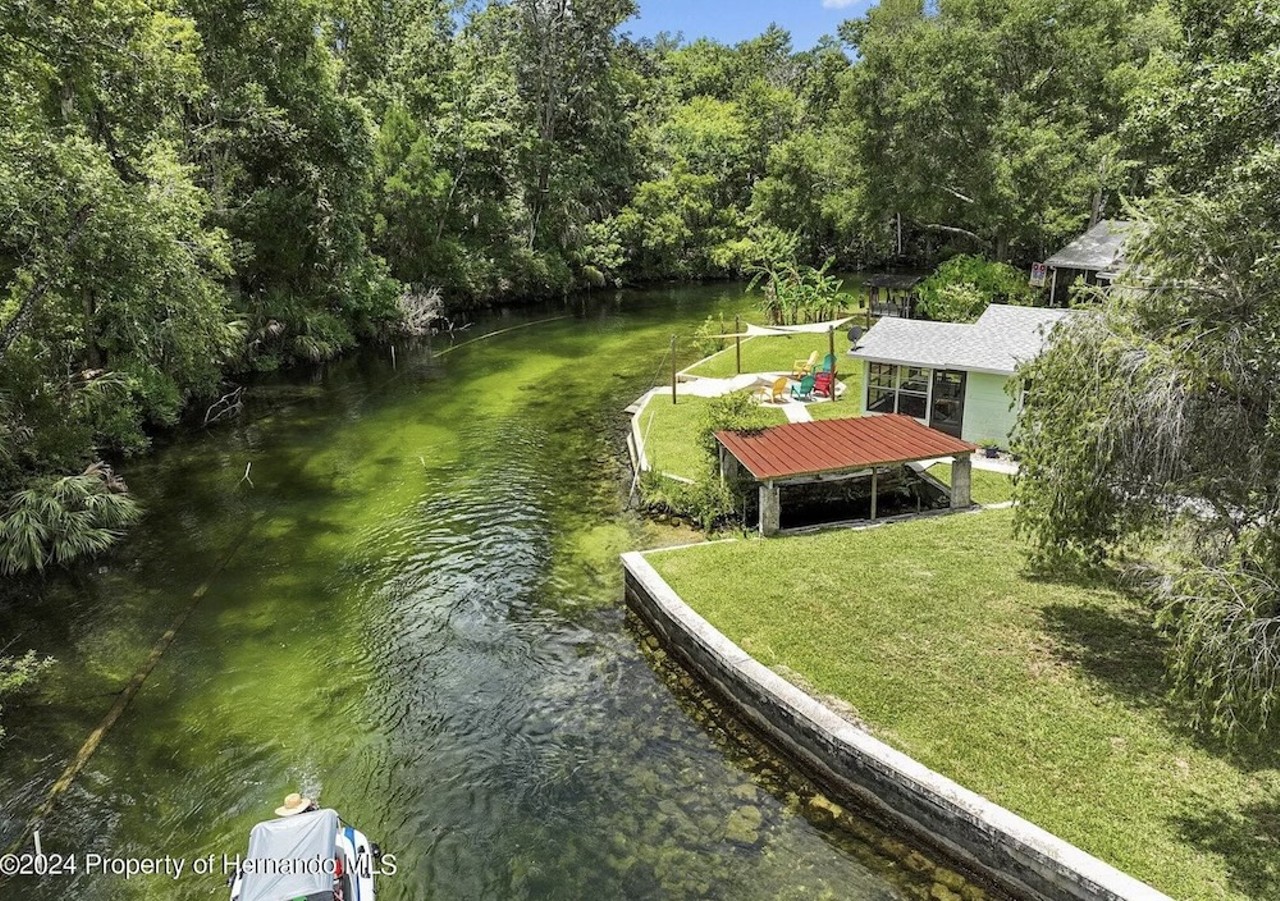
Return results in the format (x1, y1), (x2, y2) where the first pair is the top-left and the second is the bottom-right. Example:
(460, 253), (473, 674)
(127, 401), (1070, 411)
(275, 792), (313, 817)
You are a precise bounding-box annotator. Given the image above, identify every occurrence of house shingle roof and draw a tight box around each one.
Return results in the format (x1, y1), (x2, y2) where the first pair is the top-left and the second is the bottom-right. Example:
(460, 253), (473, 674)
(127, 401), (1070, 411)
(1045, 219), (1132, 272)
(848, 304), (1074, 376)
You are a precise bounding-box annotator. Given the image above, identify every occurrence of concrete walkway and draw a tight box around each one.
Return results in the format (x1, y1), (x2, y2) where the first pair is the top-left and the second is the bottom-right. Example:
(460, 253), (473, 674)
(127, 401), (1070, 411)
(781, 400), (811, 423)
(634, 372), (854, 436)
(672, 370), (847, 424)
(972, 455), (1019, 474)
(917, 454), (1020, 475)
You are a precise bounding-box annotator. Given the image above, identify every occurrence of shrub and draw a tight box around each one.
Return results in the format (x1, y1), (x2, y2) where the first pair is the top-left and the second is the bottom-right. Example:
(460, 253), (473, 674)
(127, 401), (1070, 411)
(917, 255), (1036, 322)
(692, 313), (730, 358)
(0, 464), (142, 575)
(699, 391), (776, 460)
(638, 392), (774, 533)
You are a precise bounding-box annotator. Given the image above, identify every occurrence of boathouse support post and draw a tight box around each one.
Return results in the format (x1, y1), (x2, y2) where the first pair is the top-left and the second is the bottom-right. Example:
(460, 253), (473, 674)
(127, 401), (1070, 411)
(760, 481), (781, 536)
(951, 454), (973, 509)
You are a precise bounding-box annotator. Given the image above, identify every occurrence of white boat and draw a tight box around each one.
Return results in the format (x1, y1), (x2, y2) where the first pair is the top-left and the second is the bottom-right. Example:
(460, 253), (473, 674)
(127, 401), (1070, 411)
(228, 808), (379, 901)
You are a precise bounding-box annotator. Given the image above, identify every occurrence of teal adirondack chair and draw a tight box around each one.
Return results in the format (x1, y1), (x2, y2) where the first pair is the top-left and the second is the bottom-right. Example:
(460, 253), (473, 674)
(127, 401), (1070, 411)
(817, 353), (836, 374)
(790, 373), (816, 400)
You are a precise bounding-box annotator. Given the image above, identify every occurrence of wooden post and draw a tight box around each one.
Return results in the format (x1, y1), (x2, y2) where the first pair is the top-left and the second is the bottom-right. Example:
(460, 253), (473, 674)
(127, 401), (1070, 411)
(760, 482), (781, 536)
(735, 315), (742, 374)
(828, 325), (837, 402)
(870, 467), (879, 521)
(671, 335), (678, 405)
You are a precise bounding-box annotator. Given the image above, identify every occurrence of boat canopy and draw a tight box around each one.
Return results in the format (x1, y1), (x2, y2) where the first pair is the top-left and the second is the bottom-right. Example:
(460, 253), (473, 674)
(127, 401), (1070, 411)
(239, 808), (339, 901)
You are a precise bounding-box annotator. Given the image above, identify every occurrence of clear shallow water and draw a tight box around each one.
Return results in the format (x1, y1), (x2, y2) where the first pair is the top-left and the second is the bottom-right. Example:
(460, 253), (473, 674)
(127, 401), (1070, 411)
(1, 285), (951, 899)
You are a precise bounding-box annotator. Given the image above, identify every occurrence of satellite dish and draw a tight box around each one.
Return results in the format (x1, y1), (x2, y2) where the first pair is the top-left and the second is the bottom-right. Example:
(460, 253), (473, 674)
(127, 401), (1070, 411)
(847, 326), (863, 344)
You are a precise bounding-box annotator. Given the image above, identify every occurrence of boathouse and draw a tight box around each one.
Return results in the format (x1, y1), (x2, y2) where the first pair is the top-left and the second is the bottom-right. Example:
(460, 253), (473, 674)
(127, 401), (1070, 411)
(715, 415), (977, 536)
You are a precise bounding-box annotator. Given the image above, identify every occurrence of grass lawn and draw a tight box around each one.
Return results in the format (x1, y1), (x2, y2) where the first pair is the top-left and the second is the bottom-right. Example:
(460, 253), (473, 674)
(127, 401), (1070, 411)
(926, 462), (1015, 505)
(805, 394), (862, 420)
(638, 394), (786, 481)
(687, 333), (842, 379)
(650, 509), (1280, 901)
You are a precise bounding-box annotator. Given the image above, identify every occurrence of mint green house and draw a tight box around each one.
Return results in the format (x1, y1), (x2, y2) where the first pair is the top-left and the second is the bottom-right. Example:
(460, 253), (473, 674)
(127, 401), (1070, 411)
(848, 305), (1074, 446)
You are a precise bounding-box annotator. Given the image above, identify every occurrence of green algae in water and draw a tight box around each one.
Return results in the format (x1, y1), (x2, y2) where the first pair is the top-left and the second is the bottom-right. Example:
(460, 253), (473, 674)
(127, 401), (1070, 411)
(0, 285), (963, 900)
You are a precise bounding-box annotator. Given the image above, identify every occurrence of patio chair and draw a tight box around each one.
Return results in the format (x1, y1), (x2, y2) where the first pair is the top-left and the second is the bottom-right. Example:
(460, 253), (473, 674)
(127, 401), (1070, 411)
(755, 376), (789, 404)
(791, 351), (818, 378)
(790, 373), (816, 401)
(814, 371), (836, 398)
(817, 353), (836, 374)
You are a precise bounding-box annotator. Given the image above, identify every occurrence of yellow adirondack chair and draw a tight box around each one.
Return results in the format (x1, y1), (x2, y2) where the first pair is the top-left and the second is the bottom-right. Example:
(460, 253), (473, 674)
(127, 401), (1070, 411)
(756, 376), (789, 404)
(791, 351), (818, 378)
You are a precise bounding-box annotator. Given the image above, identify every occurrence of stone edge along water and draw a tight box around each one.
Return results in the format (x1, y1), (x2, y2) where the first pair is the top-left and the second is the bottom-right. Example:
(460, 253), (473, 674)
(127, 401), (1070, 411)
(621, 550), (1173, 901)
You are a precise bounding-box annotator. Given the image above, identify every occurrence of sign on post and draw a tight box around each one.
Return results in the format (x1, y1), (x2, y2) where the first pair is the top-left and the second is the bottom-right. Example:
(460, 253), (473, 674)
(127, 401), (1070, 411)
(1030, 262), (1047, 287)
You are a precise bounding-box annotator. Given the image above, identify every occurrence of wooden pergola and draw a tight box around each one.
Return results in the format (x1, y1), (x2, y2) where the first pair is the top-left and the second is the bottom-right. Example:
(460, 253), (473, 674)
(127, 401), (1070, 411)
(715, 415), (978, 536)
(865, 273), (924, 320)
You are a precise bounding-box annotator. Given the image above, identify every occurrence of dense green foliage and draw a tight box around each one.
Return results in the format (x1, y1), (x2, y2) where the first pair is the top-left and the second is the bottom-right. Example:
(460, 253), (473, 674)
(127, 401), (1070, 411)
(0, 465), (141, 575)
(0, 0), (1233, 604)
(1013, 1), (1280, 738)
(843, 0), (1173, 261)
(749, 261), (855, 326)
(916, 254), (1035, 322)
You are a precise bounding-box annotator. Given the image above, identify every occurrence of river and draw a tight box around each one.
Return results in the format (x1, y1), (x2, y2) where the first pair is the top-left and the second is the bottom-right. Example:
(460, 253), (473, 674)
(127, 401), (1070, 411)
(0, 283), (950, 899)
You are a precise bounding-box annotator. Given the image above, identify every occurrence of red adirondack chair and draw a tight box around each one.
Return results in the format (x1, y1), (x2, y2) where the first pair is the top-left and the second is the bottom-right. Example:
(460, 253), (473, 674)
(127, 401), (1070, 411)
(814, 370), (836, 398)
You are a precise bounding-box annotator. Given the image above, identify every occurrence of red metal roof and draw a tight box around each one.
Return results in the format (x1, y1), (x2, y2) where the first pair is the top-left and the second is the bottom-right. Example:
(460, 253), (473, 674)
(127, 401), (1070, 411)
(716, 414), (977, 481)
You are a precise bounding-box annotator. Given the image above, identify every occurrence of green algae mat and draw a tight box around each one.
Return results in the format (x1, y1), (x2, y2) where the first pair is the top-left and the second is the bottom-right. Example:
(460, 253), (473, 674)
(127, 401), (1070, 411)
(651, 508), (1280, 901)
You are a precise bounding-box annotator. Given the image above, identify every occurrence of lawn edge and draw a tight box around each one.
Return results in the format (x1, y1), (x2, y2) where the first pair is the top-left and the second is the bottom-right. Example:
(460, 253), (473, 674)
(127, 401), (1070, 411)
(621, 548), (1171, 901)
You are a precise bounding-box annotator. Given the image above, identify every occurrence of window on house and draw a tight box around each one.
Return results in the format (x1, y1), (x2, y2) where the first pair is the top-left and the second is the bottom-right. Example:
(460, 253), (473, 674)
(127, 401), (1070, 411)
(867, 362), (897, 414)
(897, 366), (929, 418)
(865, 363), (932, 419)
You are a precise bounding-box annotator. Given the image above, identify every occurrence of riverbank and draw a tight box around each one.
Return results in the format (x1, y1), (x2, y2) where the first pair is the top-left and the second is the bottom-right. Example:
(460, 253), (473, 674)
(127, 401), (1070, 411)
(646, 508), (1280, 900)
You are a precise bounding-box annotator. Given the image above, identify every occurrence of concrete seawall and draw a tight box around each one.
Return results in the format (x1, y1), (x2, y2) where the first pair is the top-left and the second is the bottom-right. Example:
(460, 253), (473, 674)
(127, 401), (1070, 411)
(622, 551), (1171, 901)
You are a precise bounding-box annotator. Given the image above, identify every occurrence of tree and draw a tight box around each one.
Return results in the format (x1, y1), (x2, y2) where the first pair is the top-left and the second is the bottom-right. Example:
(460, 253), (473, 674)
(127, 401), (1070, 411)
(1013, 0), (1280, 739)
(842, 0), (1172, 262)
(511, 0), (638, 253)
(748, 259), (852, 326)
(916, 254), (1036, 322)
(185, 0), (399, 366)
(0, 0), (234, 467)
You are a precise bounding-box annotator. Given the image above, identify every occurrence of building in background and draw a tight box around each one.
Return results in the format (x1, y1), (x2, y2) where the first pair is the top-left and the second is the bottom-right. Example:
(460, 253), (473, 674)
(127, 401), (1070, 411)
(1044, 219), (1132, 305)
